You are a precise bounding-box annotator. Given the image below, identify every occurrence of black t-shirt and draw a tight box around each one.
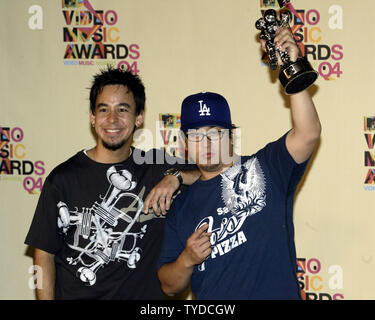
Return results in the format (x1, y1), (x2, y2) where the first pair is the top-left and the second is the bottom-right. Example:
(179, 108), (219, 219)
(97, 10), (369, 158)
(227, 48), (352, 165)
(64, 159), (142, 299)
(25, 148), (193, 299)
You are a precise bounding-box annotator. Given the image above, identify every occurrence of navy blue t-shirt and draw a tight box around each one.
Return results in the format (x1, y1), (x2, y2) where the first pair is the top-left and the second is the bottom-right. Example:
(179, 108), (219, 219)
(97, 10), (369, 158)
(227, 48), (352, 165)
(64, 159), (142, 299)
(157, 133), (309, 300)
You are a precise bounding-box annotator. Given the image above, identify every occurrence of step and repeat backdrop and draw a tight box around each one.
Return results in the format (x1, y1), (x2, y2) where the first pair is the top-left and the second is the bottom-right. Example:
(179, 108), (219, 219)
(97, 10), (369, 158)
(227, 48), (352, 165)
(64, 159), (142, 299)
(1, 0), (374, 300)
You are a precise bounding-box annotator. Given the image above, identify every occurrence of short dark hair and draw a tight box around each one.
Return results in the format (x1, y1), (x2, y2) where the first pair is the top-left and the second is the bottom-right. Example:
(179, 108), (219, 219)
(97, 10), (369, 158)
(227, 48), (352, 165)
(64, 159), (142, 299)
(89, 66), (145, 115)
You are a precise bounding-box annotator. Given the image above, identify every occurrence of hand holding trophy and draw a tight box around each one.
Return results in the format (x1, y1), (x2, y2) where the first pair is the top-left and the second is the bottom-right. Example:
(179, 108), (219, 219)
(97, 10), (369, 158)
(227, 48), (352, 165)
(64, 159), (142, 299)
(256, 0), (318, 94)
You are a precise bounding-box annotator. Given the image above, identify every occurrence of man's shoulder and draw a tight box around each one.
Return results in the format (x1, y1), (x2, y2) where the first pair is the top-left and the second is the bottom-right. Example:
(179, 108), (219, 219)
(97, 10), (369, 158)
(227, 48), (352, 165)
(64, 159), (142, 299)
(258, 132), (289, 154)
(48, 151), (84, 179)
(167, 186), (194, 215)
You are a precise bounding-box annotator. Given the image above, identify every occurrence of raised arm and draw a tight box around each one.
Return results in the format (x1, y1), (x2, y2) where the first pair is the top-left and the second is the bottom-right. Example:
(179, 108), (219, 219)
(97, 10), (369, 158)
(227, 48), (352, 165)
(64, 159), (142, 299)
(286, 89), (321, 163)
(264, 27), (321, 163)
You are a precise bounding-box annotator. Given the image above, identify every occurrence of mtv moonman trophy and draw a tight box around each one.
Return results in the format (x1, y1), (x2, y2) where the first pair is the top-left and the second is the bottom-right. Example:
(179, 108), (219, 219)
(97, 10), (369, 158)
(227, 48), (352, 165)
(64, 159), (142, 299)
(255, 0), (318, 94)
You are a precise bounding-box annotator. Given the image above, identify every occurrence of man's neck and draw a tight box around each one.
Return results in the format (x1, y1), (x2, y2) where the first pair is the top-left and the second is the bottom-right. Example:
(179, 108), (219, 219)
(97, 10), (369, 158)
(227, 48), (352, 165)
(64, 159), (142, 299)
(87, 144), (132, 164)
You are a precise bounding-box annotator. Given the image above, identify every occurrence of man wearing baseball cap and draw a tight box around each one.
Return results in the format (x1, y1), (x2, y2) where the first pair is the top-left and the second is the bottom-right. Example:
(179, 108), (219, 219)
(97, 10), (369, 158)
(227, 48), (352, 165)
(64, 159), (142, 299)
(157, 27), (321, 299)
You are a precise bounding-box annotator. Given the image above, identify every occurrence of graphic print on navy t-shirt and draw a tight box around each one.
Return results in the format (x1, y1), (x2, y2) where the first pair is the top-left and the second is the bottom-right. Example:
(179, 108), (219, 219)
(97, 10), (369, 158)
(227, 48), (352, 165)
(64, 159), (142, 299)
(195, 157), (266, 271)
(57, 165), (146, 286)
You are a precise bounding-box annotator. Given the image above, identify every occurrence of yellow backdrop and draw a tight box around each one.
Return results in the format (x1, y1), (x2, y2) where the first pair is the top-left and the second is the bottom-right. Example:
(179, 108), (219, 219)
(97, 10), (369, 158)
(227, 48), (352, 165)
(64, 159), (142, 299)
(1, 0), (374, 300)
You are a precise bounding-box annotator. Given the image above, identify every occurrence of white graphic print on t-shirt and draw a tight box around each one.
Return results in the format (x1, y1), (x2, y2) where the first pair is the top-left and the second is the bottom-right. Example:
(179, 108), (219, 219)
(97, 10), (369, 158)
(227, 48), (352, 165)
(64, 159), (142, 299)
(57, 166), (146, 286)
(195, 157), (266, 271)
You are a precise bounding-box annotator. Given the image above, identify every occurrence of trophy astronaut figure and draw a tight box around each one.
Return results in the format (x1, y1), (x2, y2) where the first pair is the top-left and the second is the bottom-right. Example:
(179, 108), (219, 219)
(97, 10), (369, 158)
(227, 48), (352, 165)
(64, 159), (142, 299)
(255, 0), (318, 94)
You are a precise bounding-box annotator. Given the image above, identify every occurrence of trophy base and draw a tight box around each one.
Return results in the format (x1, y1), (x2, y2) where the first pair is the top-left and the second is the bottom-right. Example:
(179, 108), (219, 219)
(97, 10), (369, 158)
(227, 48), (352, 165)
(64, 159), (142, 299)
(279, 57), (318, 95)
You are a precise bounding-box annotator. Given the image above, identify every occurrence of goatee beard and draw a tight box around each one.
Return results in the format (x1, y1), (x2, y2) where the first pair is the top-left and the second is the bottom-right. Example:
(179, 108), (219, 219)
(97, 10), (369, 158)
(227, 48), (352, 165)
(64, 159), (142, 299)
(199, 163), (223, 173)
(102, 139), (127, 151)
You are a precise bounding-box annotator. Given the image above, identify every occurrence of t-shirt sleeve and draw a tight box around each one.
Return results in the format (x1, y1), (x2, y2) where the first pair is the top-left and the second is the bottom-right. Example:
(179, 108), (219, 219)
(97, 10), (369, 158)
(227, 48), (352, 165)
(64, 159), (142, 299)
(261, 132), (310, 194)
(156, 199), (186, 270)
(24, 176), (64, 254)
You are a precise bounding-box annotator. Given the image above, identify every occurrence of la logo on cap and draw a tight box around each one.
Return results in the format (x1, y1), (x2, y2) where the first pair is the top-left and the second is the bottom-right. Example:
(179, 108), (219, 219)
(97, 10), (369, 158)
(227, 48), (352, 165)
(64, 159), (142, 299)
(198, 100), (211, 116)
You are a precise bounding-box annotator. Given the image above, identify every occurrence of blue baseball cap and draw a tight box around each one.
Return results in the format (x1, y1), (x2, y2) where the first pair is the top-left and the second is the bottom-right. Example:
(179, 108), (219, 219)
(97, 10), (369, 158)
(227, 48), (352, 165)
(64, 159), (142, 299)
(180, 92), (232, 132)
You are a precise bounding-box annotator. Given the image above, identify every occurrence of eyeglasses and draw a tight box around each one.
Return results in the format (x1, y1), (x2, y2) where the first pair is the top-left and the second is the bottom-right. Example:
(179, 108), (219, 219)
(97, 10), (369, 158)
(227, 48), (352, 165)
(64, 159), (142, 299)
(186, 129), (227, 142)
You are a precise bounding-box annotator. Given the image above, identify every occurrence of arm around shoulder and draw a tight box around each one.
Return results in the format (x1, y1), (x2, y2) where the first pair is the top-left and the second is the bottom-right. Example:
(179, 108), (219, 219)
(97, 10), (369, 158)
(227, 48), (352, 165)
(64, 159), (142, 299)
(143, 168), (200, 215)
